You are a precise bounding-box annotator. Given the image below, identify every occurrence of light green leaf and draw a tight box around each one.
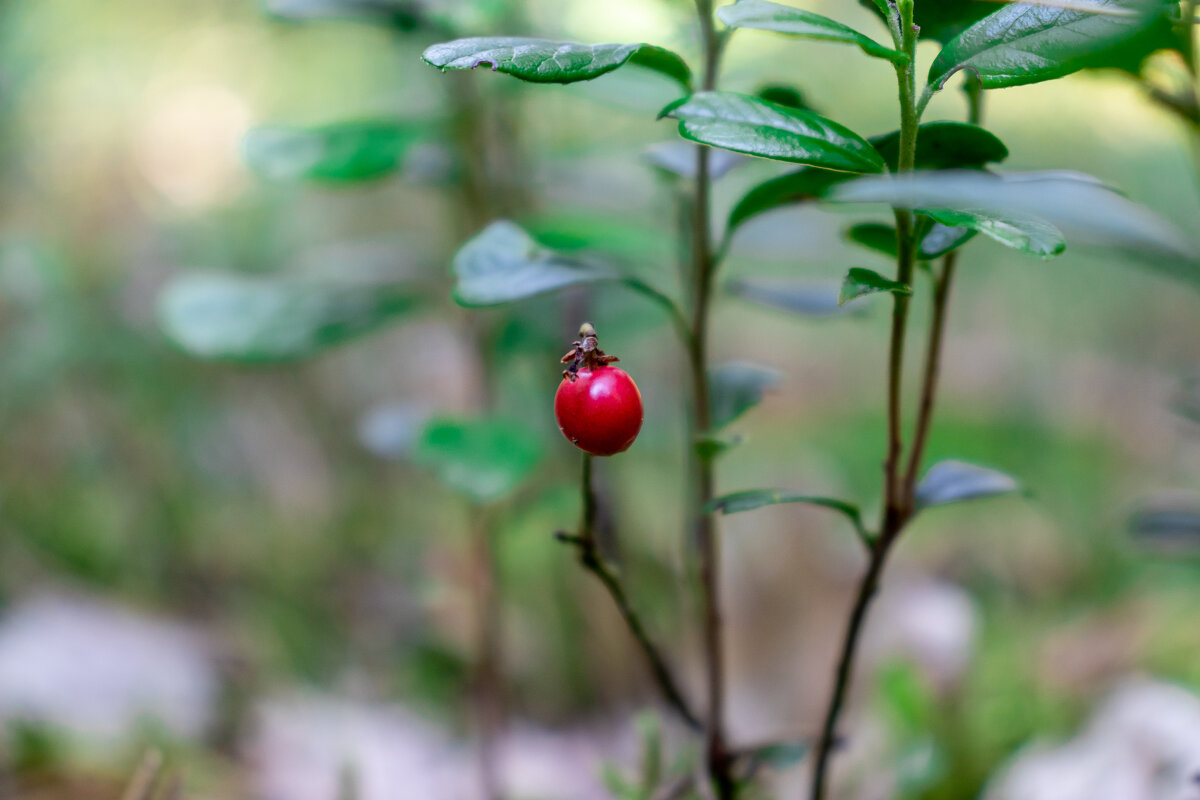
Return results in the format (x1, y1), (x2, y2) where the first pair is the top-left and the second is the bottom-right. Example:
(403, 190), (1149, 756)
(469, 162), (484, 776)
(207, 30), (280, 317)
(422, 38), (691, 89)
(915, 460), (1019, 509)
(157, 268), (421, 363)
(709, 361), (783, 428)
(243, 121), (418, 182)
(718, 0), (907, 63)
(264, 0), (421, 27)
(452, 221), (615, 307)
(660, 92), (886, 174)
(726, 277), (850, 318)
(921, 208), (1066, 257)
(838, 267), (912, 306)
(413, 417), (543, 504)
(928, 0), (1169, 90)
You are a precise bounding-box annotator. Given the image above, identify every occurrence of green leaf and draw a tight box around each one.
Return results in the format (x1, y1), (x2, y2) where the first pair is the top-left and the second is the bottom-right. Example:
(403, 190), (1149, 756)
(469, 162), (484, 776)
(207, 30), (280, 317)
(726, 166), (851, 235)
(708, 361), (783, 428)
(920, 208), (1065, 257)
(829, 170), (1199, 278)
(846, 222), (898, 258)
(928, 0), (1169, 90)
(914, 460), (1019, 509)
(660, 92), (886, 174)
(726, 277), (850, 318)
(746, 740), (810, 769)
(717, 0), (908, 63)
(413, 417), (542, 504)
(157, 268), (421, 363)
(870, 122), (1009, 171)
(838, 267), (912, 306)
(919, 222), (977, 259)
(755, 83), (814, 111)
(452, 221), (615, 307)
(243, 121), (417, 182)
(706, 489), (867, 542)
(422, 38), (692, 89)
(264, 0), (422, 27)
(695, 434), (742, 462)
(859, 0), (994, 44)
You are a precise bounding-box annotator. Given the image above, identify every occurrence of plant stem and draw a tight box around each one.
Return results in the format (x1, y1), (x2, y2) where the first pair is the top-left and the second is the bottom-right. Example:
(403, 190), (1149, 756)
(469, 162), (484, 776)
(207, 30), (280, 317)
(471, 508), (503, 800)
(809, 4), (921, 797)
(556, 456), (703, 731)
(691, 0), (733, 795)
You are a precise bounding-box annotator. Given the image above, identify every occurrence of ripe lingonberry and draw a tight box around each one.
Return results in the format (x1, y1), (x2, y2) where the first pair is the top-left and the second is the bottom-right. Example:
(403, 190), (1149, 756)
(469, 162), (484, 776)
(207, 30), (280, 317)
(555, 323), (643, 456)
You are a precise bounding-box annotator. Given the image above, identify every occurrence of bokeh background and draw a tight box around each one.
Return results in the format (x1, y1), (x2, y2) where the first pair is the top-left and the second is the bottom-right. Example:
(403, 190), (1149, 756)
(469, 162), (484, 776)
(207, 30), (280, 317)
(2, 0), (1200, 798)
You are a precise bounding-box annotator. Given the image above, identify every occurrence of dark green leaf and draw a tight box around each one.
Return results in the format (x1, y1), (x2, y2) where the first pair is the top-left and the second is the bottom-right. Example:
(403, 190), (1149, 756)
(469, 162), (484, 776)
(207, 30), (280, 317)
(718, 0), (908, 63)
(726, 166), (851, 235)
(755, 84), (814, 111)
(829, 170), (1199, 277)
(726, 277), (850, 317)
(870, 122), (1009, 171)
(846, 222), (898, 258)
(452, 221), (615, 307)
(265, 0), (421, 27)
(914, 460), (1019, 509)
(243, 121), (417, 182)
(919, 222), (976, 259)
(928, 0), (1169, 90)
(859, 0), (994, 44)
(921, 208), (1066, 257)
(157, 268), (421, 363)
(413, 417), (542, 504)
(696, 434), (742, 462)
(709, 361), (783, 428)
(838, 267), (912, 306)
(706, 489), (865, 538)
(422, 38), (692, 89)
(660, 92), (886, 173)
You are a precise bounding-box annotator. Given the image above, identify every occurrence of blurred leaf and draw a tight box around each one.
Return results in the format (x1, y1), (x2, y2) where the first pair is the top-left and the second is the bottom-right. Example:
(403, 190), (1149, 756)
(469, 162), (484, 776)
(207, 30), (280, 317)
(876, 661), (934, 736)
(413, 418), (542, 504)
(522, 214), (671, 262)
(746, 740), (810, 769)
(243, 121), (418, 182)
(915, 460), (1019, 509)
(859, 0), (994, 44)
(636, 712), (662, 795)
(707, 489), (863, 531)
(726, 277), (849, 317)
(919, 222), (977, 259)
(452, 221), (615, 307)
(846, 222), (898, 258)
(727, 167), (852, 236)
(921, 208), (1066, 257)
(422, 38), (692, 89)
(755, 83), (814, 112)
(1129, 499), (1200, 553)
(871, 122), (1009, 171)
(928, 0), (1170, 90)
(838, 267), (912, 306)
(708, 361), (783, 428)
(158, 269), (421, 363)
(264, 0), (422, 27)
(829, 170), (1200, 278)
(660, 92), (886, 173)
(718, 0), (908, 63)
(696, 433), (742, 462)
(642, 141), (746, 180)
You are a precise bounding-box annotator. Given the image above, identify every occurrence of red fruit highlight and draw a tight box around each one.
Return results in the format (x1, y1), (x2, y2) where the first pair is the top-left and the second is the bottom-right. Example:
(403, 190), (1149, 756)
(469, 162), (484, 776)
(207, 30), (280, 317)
(554, 366), (643, 456)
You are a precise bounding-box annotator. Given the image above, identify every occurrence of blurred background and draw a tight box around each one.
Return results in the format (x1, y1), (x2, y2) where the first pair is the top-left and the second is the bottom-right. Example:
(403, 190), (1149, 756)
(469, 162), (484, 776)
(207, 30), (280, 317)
(2, 0), (1200, 798)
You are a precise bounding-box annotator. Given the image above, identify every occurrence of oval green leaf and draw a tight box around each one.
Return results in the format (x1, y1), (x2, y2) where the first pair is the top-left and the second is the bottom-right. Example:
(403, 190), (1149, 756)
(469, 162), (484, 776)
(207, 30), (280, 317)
(422, 38), (691, 89)
(660, 92), (886, 174)
(158, 269), (422, 363)
(413, 417), (543, 505)
(858, 0), (994, 45)
(921, 208), (1066, 258)
(709, 361), (783, 429)
(717, 0), (907, 63)
(846, 222), (898, 258)
(706, 489), (865, 541)
(870, 122), (1009, 171)
(726, 166), (852, 236)
(838, 267), (912, 306)
(928, 0), (1169, 90)
(452, 221), (616, 307)
(243, 121), (418, 182)
(915, 460), (1019, 509)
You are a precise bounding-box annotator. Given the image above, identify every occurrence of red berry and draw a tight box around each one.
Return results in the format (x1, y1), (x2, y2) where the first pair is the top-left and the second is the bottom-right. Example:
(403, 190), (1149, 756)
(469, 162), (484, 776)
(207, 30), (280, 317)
(554, 366), (643, 456)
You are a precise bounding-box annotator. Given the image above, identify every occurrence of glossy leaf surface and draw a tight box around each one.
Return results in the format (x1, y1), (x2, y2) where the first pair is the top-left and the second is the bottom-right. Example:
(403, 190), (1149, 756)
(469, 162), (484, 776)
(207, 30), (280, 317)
(922, 208), (1066, 257)
(413, 418), (542, 504)
(452, 221), (615, 307)
(915, 460), (1019, 509)
(709, 361), (783, 428)
(718, 0), (907, 63)
(661, 92), (886, 174)
(838, 267), (912, 306)
(422, 38), (691, 88)
(243, 121), (417, 182)
(858, 0), (994, 44)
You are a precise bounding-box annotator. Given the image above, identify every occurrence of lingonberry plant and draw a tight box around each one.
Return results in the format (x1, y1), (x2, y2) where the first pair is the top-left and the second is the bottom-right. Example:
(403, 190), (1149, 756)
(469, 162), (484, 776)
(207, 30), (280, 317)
(423, 0), (1198, 797)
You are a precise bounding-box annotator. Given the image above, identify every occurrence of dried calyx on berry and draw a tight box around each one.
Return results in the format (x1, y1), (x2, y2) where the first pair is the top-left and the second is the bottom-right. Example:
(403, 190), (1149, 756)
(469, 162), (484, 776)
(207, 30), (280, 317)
(559, 322), (620, 382)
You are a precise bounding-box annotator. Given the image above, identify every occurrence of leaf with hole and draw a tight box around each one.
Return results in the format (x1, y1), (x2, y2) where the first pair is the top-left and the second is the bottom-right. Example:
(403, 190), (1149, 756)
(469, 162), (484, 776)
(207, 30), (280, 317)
(928, 0), (1170, 90)
(921, 208), (1066, 257)
(718, 0), (907, 63)
(839, 268), (912, 306)
(727, 278), (850, 317)
(871, 122), (1009, 172)
(413, 418), (543, 505)
(422, 38), (691, 89)
(660, 92), (886, 174)
(708, 361), (783, 428)
(157, 268), (422, 363)
(243, 121), (419, 182)
(452, 221), (616, 307)
(915, 460), (1019, 509)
